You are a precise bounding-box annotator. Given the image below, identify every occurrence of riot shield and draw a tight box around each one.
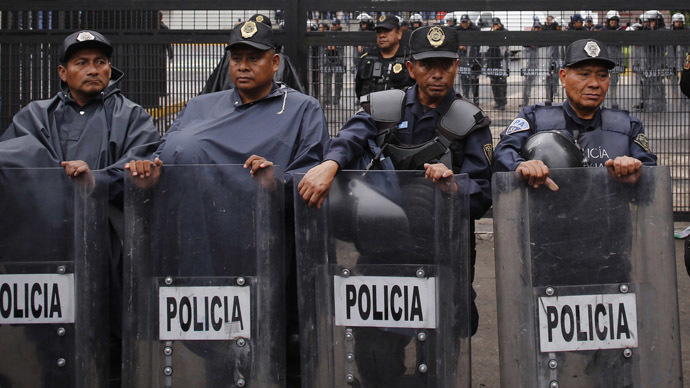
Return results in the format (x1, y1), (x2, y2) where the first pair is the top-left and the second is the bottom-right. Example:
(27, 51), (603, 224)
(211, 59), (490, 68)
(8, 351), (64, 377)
(295, 171), (471, 388)
(493, 167), (682, 387)
(123, 165), (285, 388)
(0, 168), (110, 387)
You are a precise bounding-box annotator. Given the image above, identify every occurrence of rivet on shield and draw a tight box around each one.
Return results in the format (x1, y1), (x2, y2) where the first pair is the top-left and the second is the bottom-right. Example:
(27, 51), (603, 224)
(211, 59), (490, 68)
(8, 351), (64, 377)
(57, 266), (66, 275)
(548, 359), (558, 369)
(416, 269), (425, 278)
(236, 338), (247, 347)
(163, 346), (173, 356)
(57, 358), (66, 367)
(346, 352), (355, 361)
(57, 327), (66, 337)
(341, 268), (351, 277)
(623, 348), (633, 358)
(418, 363), (428, 373)
(345, 373), (355, 383)
(345, 329), (354, 341)
(619, 284), (629, 294)
(545, 287), (555, 296)
(164, 276), (174, 285)
(163, 366), (173, 376)
(549, 381), (559, 388)
(237, 277), (246, 286)
(236, 378), (246, 387)
(417, 332), (427, 342)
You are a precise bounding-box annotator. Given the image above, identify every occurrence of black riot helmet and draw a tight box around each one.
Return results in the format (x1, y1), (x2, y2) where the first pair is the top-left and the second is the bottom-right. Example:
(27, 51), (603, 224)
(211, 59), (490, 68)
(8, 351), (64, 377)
(520, 131), (589, 168)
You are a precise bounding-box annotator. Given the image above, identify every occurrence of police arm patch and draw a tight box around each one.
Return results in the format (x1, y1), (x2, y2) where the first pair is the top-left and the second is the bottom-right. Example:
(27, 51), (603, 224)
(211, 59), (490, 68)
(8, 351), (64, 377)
(483, 143), (494, 166)
(505, 118), (531, 135)
(633, 134), (651, 153)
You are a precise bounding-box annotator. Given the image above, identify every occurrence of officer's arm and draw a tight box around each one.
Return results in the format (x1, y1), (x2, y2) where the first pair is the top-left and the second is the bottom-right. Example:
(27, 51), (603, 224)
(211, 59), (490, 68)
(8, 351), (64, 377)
(492, 111), (535, 173)
(460, 125), (494, 219)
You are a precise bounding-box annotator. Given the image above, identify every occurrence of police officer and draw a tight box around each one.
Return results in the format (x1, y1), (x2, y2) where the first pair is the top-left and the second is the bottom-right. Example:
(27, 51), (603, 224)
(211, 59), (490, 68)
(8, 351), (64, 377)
(486, 17), (509, 110)
(671, 13), (688, 98)
(320, 21), (346, 106)
(409, 13), (424, 30)
(521, 20), (548, 107)
(299, 26), (493, 339)
(604, 11), (625, 107)
(584, 15), (595, 30)
(457, 13), (481, 104)
(354, 14), (414, 100)
(569, 13), (586, 31)
(636, 11), (669, 112)
(546, 19), (564, 102)
(493, 39), (657, 190)
(682, 50), (690, 99)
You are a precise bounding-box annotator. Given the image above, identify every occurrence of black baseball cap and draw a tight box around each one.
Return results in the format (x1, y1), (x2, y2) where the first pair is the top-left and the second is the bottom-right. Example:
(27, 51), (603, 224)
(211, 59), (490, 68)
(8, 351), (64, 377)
(409, 26), (459, 60)
(492, 17), (502, 25)
(60, 30), (112, 63)
(375, 14), (399, 30)
(460, 14), (470, 22)
(228, 20), (276, 51)
(249, 13), (272, 28)
(564, 39), (616, 69)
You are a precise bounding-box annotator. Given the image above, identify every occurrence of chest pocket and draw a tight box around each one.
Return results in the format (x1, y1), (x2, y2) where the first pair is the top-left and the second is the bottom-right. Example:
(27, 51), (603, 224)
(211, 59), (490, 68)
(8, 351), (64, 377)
(388, 59), (408, 85)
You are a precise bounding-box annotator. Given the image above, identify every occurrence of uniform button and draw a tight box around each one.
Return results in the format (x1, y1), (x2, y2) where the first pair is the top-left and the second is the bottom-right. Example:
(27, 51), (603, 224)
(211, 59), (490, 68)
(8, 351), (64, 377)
(234, 101), (239, 105)
(79, 111), (85, 115)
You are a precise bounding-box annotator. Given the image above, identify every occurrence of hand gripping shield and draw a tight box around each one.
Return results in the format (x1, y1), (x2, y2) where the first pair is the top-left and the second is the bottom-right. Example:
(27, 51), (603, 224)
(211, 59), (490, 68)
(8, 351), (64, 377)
(492, 167), (682, 387)
(123, 165), (285, 388)
(0, 168), (109, 387)
(295, 170), (472, 388)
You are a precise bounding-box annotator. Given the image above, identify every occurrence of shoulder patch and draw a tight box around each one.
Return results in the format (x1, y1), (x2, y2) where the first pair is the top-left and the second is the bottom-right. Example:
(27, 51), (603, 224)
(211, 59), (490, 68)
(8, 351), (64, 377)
(633, 133), (651, 153)
(483, 143), (494, 166)
(505, 118), (530, 135)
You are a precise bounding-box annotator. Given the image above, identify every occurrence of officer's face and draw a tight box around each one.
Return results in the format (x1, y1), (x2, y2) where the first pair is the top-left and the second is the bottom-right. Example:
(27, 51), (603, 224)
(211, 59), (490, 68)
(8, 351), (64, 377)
(58, 48), (111, 101)
(406, 57), (458, 106)
(460, 21), (469, 29)
(229, 45), (280, 100)
(574, 20), (583, 28)
(674, 21), (683, 28)
(559, 63), (610, 115)
(376, 27), (402, 50)
(608, 19), (618, 28)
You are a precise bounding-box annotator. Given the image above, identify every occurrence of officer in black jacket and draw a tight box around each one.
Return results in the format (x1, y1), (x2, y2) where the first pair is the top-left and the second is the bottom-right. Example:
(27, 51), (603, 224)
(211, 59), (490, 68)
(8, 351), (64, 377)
(354, 14), (414, 100)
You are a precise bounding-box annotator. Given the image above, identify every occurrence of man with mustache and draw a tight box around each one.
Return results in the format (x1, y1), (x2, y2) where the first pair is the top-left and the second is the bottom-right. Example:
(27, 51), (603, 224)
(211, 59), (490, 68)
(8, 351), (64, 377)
(354, 14), (414, 100)
(493, 38), (657, 189)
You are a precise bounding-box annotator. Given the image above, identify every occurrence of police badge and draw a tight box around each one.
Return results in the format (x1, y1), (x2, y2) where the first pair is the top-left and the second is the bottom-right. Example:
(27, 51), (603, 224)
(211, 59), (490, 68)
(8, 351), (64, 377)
(584, 41), (601, 58)
(256, 15), (264, 23)
(76, 31), (95, 42)
(241, 21), (258, 39)
(427, 27), (445, 48)
(379, 15), (386, 22)
(393, 63), (403, 74)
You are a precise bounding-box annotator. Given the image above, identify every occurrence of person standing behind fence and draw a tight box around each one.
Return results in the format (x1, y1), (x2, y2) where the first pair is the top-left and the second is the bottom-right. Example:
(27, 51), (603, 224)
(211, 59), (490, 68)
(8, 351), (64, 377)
(486, 17), (509, 110)
(521, 20), (547, 107)
(354, 14), (414, 101)
(671, 13), (689, 99)
(319, 21), (345, 106)
(636, 11), (668, 113)
(604, 11), (625, 108)
(546, 19), (564, 103)
(457, 14), (481, 105)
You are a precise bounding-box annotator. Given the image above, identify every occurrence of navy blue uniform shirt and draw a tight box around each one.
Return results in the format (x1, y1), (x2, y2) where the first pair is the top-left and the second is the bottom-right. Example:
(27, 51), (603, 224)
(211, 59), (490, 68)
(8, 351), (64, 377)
(325, 86), (493, 220)
(493, 101), (657, 172)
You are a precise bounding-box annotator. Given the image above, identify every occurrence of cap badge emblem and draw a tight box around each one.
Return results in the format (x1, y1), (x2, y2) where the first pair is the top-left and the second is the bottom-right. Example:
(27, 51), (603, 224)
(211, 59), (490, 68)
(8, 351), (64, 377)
(76, 31), (95, 42)
(241, 21), (258, 39)
(256, 15), (264, 23)
(379, 15), (386, 22)
(427, 27), (445, 48)
(393, 63), (403, 74)
(584, 41), (601, 57)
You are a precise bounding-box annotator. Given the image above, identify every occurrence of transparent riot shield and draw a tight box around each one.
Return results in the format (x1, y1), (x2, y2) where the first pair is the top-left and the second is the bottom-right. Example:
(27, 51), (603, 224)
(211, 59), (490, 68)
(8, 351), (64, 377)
(0, 168), (110, 387)
(295, 170), (471, 388)
(493, 167), (682, 387)
(123, 165), (285, 388)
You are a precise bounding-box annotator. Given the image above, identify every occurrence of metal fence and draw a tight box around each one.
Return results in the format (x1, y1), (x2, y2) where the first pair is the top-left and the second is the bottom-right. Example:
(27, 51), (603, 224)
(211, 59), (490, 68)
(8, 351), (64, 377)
(1, 2), (689, 216)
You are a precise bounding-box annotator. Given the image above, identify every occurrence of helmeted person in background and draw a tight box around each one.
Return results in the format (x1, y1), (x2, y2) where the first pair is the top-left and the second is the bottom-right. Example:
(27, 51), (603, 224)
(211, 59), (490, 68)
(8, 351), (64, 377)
(671, 13), (689, 99)
(604, 10), (625, 108)
(0, 30), (160, 387)
(354, 13), (375, 71)
(320, 21), (346, 106)
(354, 14), (414, 100)
(493, 39), (657, 191)
(125, 22), (329, 388)
(569, 13), (586, 31)
(546, 18), (564, 102)
(634, 10), (669, 112)
(521, 20), (548, 107)
(457, 13), (481, 104)
(486, 17), (509, 110)
(201, 14), (304, 95)
(409, 13), (424, 30)
(584, 15), (595, 30)
(444, 12), (457, 28)
(298, 26), (493, 339)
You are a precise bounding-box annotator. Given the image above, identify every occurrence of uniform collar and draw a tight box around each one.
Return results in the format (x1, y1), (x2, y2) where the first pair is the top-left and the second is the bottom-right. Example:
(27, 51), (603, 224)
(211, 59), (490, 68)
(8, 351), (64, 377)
(231, 82), (284, 107)
(562, 100), (602, 130)
(406, 86), (457, 117)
